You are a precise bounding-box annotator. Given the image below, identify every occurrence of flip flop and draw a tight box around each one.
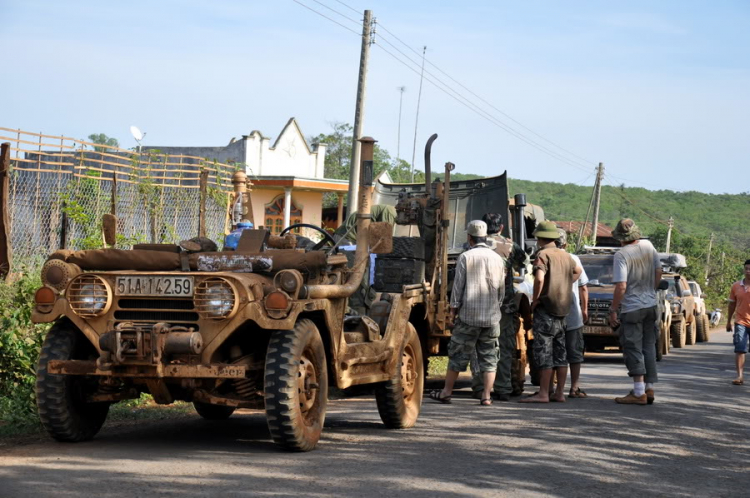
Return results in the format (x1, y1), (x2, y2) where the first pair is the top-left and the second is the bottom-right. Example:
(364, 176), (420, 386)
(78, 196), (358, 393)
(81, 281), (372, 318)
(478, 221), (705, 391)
(569, 388), (588, 398)
(480, 398), (493, 406)
(429, 389), (452, 404)
(732, 379), (744, 385)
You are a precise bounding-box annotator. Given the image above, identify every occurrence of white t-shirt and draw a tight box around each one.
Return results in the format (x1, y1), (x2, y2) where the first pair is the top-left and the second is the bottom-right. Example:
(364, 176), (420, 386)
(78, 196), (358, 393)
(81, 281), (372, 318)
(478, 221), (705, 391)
(612, 240), (660, 314)
(566, 253), (589, 330)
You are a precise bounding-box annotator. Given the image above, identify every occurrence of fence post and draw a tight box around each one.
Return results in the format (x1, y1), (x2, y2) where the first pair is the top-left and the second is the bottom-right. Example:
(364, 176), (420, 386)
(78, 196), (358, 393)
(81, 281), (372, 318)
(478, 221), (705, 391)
(198, 169), (208, 238)
(0, 143), (12, 277)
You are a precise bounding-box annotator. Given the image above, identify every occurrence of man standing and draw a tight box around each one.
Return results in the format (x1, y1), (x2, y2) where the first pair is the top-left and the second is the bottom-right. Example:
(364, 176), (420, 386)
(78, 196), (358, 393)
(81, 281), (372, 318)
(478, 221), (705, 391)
(430, 220), (505, 406)
(608, 219), (662, 405)
(726, 260), (750, 386)
(556, 229), (589, 398)
(470, 213), (528, 401)
(521, 221), (581, 403)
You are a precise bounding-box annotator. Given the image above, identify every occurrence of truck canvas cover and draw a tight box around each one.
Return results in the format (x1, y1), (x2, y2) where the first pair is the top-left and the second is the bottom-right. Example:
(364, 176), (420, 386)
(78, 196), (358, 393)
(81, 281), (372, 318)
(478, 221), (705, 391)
(372, 172), (510, 255)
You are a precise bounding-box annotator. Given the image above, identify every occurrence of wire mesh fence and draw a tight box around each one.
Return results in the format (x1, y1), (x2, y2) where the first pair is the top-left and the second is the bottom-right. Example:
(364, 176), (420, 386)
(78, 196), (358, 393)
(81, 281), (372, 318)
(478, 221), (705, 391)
(0, 127), (238, 272)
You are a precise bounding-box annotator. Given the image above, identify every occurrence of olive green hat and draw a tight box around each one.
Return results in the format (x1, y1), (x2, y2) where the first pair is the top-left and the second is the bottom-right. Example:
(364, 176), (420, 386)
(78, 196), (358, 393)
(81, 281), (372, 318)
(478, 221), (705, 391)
(612, 218), (641, 242)
(533, 220), (560, 239)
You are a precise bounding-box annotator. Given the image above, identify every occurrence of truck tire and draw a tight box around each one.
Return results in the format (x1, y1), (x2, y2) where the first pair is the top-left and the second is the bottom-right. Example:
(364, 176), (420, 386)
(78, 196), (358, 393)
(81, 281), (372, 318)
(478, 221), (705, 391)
(686, 318), (697, 346)
(671, 320), (686, 349)
(35, 322), (110, 442)
(264, 319), (328, 452)
(387, 237), (425, 260)
(702, 315), (711, 340)
(696, 314), (708, 343)
(375, 323), (423, 429)
(527, 339), (540, 386)
(193, 401), (235, 420)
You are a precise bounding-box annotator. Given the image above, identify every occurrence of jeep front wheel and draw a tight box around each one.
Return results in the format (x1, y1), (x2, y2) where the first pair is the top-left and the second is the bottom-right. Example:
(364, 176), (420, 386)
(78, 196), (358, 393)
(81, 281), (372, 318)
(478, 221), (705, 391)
(376, 323), (423, 429)
(264, 319), (328, 451)
(686, 317), (697, 346)
(36, 322), (110, 442)
(671, 320), (686, 349)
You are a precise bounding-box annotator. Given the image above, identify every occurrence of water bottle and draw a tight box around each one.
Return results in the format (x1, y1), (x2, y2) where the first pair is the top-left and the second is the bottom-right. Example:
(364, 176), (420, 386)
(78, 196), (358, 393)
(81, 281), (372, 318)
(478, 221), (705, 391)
(224, 221), (254, 251)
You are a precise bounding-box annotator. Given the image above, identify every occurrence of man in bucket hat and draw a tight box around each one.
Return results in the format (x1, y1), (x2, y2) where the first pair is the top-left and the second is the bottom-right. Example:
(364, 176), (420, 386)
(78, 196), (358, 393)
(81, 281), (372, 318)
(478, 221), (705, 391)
(521, 221), (581, 403)
(430, 220), (505, 406)
(609, 218), (662, 405)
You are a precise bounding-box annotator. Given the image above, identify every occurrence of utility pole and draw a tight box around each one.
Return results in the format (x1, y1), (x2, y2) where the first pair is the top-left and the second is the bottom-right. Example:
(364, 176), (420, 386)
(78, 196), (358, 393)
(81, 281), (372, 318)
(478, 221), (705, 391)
(705, 232), (714, 284)
(590, 162), (605, 246)
(347, 9), (373, 215)
(665, 216), (674, 253)
(575, 169), (597, 252)
(410, 46), (427, 182)
(396, 86), (405, 161)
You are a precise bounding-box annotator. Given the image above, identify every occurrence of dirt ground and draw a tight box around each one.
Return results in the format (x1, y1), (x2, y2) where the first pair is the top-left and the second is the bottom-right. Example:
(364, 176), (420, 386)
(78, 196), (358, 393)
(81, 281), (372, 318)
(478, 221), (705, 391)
(1, 327), (747, 498)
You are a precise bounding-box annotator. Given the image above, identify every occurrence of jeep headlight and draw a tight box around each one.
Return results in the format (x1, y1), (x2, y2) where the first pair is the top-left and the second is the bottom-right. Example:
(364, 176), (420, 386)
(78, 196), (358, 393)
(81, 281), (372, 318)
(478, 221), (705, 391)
(68, 275), (112, 317)
(195, 277), (237, 319)
(671, 302), (680, 313)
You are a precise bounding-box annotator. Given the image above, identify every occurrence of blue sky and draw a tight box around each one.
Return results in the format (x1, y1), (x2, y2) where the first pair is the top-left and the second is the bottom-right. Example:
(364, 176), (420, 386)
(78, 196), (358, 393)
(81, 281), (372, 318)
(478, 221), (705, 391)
(1, 0), (748, 194)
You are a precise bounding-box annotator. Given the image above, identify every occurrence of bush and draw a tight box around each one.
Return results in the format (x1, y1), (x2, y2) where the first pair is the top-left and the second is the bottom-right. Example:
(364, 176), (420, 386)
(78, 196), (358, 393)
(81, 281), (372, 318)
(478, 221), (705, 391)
(0, 271), (50, 428)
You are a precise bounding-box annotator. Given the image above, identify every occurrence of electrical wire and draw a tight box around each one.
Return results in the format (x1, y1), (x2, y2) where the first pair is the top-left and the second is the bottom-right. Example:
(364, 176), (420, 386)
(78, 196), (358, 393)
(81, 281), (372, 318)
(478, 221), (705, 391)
(332, 0), (359, 15)
(291, 0), (361, 35)
(309, 0), (361, 25)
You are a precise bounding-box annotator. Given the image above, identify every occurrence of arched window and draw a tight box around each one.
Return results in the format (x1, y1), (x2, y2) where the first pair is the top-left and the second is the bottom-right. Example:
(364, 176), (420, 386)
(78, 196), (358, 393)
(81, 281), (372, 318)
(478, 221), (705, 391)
(264, 194), (303, 234)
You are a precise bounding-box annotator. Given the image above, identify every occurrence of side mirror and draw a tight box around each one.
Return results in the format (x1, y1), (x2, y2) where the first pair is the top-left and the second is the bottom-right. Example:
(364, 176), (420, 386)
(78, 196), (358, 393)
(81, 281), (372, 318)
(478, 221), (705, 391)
(368, 222), (394, 254)
(681, 289), (692, 297)
(700, 293), (707, 299)
(658, 280), (669, 291)
(102, 214), (117, 246)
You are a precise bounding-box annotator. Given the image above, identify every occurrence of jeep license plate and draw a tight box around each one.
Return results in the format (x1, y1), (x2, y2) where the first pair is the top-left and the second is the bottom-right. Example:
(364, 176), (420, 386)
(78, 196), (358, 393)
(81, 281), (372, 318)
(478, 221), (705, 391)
(115, 276), (194, 297)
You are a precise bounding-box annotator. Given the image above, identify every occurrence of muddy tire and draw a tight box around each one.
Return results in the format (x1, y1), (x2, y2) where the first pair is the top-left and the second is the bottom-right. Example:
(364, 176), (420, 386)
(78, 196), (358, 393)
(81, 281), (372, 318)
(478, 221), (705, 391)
(695, 315), (709, 342)
(527, 339), (540, 386)
(193, 401), (235, 420)
(375, 323), (423, 429)
(388, 237), (425, 259)
(671, 320), (686, 349)
(702, 315), (711, 340)
(686, 318), (697, 346)
(264, 319), (328, 452)
(35, 322), (110, 442)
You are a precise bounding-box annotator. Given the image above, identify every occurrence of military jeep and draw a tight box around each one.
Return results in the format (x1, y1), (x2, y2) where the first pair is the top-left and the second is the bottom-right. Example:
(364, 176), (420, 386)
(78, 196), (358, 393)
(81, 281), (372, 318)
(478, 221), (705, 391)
(31, 137), (423, 452)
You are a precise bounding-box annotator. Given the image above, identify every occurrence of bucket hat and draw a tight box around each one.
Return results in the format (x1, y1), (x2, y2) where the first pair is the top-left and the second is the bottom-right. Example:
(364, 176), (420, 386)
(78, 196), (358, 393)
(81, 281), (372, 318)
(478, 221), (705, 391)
(611, 218), (641, 242)
(533, 220), (560, 239)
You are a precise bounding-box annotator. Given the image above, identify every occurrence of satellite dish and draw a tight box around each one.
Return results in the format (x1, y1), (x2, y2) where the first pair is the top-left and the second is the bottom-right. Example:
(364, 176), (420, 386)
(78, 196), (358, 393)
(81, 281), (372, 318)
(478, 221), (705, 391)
(130, 125), (144, 142)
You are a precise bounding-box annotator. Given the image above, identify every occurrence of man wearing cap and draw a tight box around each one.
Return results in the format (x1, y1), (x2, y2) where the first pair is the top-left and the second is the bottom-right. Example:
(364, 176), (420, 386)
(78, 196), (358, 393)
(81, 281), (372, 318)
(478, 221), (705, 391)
(609, 218), (662, 405)
(470, 213), (528, 401)
(521, 221), (581, 403)
(430, 220), (505, 406)
(555, 228), (590, 398)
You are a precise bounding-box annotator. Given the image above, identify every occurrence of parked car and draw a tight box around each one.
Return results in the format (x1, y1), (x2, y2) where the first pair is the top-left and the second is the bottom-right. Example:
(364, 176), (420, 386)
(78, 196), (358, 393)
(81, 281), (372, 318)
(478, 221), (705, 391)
(665, 273), (697, 347)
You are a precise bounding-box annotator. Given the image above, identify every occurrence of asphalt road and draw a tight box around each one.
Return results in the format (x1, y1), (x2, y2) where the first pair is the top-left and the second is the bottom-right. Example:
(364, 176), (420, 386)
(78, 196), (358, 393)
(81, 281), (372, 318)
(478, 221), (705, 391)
(1, 327), (747, 498)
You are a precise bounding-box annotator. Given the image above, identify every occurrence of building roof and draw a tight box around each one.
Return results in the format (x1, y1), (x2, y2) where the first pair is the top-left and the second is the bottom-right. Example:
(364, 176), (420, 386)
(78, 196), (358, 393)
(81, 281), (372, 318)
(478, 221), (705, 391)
(552, 221), (614, 238)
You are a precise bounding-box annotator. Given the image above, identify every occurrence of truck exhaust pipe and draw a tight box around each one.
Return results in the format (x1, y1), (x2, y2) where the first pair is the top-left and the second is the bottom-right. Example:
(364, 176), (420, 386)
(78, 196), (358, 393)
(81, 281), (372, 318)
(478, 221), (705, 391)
(424, 133), (438, 195)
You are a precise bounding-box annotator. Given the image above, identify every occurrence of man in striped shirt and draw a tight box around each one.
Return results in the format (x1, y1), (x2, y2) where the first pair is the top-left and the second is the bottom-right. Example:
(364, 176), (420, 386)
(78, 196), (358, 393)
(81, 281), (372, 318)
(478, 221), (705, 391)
(430, 220), (505, 406)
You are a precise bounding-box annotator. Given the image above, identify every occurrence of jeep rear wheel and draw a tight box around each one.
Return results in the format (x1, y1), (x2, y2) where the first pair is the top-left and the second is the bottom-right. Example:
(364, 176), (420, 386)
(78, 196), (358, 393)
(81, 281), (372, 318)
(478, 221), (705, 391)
(671, 320), (686, 349)
(702, 315), (711, 340)
(193, 401), (236, 420)
(264, 319), (328, 452)
(375, 323), (423, 429)
(686, 318), (697, 346)
(36, 322), (110, 442)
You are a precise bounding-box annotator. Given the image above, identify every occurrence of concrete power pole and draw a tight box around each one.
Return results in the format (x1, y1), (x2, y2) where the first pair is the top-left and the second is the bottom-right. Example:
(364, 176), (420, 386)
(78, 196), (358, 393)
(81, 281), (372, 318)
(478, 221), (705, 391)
(705, 232), (714, 284)
(590, 162), (605, 246)
(347, 9), (373, 215)
(665, 216), (674, 253)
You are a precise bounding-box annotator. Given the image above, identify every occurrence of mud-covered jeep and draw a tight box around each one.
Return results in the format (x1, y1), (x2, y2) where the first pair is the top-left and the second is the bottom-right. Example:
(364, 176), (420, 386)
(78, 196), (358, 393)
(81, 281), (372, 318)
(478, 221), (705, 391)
(31, 137), (423, 452)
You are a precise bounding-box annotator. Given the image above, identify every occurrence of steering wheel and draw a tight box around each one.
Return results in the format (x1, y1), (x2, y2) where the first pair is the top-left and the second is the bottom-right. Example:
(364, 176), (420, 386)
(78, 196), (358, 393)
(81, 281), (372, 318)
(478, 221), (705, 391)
(280, 223), (336, 251)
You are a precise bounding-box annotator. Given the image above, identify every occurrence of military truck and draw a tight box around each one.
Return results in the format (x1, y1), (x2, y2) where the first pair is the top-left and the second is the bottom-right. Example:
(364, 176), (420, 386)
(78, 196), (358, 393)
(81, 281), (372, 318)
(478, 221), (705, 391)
(31, 137), (424, 452)
(372, 139), (542, 391)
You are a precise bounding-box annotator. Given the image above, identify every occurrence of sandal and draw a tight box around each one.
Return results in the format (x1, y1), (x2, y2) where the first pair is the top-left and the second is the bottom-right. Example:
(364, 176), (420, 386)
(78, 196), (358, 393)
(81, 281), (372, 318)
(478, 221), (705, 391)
(732, 379), (744, 385)
(569, 388), (588, 398)
(429, 389), (452, 404)
(480, 398), (493, 406)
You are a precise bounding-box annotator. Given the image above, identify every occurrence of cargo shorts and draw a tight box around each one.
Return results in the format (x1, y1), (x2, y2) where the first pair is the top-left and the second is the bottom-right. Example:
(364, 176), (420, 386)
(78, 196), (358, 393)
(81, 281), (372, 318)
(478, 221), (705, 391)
(533, 307), (568, 370)
(565, 326), (585, 365)
(448, 320), (501, 373)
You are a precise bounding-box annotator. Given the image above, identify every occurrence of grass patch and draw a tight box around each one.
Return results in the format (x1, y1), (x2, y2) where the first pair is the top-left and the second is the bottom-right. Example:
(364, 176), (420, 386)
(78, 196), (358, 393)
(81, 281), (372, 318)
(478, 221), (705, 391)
(428, 356), (448, 377)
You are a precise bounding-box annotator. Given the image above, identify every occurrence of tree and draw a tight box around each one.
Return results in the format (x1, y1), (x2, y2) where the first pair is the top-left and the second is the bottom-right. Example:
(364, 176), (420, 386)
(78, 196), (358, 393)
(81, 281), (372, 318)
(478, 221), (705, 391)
(88, 133), (119, 152)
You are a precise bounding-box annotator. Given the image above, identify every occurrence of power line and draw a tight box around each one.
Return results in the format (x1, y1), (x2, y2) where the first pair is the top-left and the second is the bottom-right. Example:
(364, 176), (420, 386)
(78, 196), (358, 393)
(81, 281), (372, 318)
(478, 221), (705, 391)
(331, 0), (359, 15)
(291, 0), (361, 35)
(309, 0), (360, 25)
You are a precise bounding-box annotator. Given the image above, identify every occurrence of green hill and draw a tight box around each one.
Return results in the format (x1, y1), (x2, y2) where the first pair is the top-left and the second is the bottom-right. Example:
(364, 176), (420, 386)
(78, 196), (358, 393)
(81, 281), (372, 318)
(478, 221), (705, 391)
(507, 179), (750, 249)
